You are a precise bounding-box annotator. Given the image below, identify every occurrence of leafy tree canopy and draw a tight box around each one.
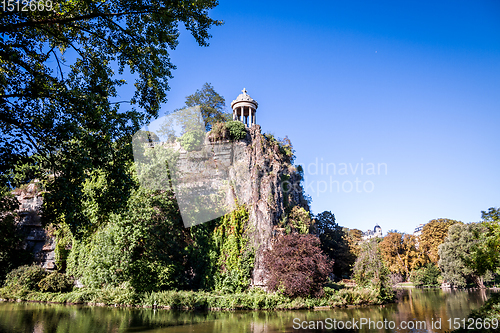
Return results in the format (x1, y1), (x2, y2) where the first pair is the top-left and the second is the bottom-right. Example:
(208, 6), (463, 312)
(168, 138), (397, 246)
(184, 82), (229, 131)
(0, 0), (222, 181)
(419, 218), (460, 264)
(438, 222), (490, 288)
(1, 0), (222, 235)
(263, 234), (332, 298)
(314, 211), (355, 279)
(470, 207), (500, 276)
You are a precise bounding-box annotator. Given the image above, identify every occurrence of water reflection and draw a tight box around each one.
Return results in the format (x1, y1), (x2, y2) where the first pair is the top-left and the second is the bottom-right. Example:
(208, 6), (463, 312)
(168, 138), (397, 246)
(0, 289), (495, 333)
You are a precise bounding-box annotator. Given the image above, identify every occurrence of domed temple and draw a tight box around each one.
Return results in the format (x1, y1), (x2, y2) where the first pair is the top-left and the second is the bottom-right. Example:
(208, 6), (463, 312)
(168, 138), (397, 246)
(231, 88), (258, 127)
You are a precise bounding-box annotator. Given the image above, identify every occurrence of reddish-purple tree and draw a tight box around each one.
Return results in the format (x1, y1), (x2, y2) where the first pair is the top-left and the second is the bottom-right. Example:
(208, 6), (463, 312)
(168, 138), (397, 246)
(263, 234), (333, 297)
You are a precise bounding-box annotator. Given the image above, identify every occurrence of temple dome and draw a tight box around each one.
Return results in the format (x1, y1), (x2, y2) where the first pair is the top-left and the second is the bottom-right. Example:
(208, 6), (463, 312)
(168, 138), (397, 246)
(231, 88), (258, 109)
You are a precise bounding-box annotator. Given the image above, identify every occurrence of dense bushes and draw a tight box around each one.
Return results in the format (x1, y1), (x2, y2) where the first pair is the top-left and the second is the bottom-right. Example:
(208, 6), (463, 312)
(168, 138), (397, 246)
(38, 272), (74, 292)
(263, 234), (332, 298)
(179, 130), (205, 151)
(410, 263), (441, 286)
(4, 265), (47, 291)
(67, 188), (189, 292)
(209, 121), (247, 142)
(4, 265), (74, 292)
(225, 121), (247, 140)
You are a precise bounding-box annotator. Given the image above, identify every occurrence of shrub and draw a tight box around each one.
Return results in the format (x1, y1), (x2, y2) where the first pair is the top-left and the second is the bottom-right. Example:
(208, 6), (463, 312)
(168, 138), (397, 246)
(263, 234), (332, 298)
(38, 272), (74, 292)
(179, 130), (205, 151)
(353, 239), (394, 302)
(4, 265), (47, 290)
(225, 121), (247, 140)
(209, 122), (229, 141)
(410, 263), (441, 286)
(288, 206), (311, 234)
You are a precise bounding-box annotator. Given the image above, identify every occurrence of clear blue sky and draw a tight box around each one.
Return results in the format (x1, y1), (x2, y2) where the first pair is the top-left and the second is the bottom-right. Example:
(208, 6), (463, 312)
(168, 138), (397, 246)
(126, 1), (500, 234)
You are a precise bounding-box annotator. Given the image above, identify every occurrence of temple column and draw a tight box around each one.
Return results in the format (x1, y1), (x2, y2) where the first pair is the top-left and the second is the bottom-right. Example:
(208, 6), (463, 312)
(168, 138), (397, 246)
(240, 106), (244, 122)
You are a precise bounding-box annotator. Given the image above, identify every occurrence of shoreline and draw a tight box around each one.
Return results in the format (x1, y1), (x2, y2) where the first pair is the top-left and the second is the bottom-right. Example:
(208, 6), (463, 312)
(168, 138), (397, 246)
(0, 287), (393, 312)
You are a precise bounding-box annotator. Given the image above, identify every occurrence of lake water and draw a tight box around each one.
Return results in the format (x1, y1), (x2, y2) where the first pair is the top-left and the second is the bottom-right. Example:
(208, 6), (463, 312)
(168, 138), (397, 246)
(0, 289), (495, 332)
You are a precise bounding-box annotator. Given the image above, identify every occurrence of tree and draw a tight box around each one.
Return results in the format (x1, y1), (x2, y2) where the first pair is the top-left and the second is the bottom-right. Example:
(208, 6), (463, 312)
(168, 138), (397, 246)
(346, 228), (363, 257)
(379, 232), (424, 280)
(467, 207), (500, 279)
(438, 223), (490, 288)
(410, 263), (441, 287)
(184, 83), (229, 131)
(352, 239), (393, 300)
(314, 211), (355, 279)
(263, 234), (332, 298)
(419, 218), (460, 264)
(1, 0), (222, 234)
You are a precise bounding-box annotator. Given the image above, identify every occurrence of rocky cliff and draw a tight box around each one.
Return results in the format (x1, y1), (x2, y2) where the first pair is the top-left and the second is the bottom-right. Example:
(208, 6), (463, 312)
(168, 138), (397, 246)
(174, 125), (309, 286)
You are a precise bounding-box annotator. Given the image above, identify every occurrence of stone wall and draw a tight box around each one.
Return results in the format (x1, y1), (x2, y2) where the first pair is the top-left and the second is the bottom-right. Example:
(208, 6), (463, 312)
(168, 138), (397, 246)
(14, 182), (56, 270)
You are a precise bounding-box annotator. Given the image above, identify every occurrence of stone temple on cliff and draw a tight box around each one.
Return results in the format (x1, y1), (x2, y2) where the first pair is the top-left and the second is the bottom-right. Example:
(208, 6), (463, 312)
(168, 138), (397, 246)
(231, 88), (258, 127)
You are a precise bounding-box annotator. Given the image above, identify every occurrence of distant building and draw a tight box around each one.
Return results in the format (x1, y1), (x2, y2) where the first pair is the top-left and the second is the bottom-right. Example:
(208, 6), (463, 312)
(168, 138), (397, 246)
(413, 223), (425, 249)
(362, 224), (383, 241)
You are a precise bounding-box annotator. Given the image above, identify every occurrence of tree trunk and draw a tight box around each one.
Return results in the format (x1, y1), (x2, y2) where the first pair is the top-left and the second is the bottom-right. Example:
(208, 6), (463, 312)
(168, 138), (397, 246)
(475, 275), (485, 289)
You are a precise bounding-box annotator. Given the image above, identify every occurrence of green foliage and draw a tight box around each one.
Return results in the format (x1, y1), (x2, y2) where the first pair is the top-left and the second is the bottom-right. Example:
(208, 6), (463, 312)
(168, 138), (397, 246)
(0, 186), (32, 282)
(38, 272), (74, 293)
(410, 263), (441, 286)
(1, 0), (222, 239)
(315, 211), (355, 279)
(0, 285), (389, 310)
(43, 139), (139, 237)
(264, 134), (295, 163)
(469, 207), (500, 275)
(212, 205), (254, 293)
(286, 206), (311, 234)
(179, 130), (205, 151)
(209, 120), (248, 142)
(438, 222), (490, 288)
(225, 121), (247, 140)
(133, 136), (180, 192)
(353, 239), (394, 302)
(4, 265), (47, 291)
(184, 83), (229, 131)
(66, 188), (189, 292)
(0, 0), (221, 175)
(51, 223), (73, 271)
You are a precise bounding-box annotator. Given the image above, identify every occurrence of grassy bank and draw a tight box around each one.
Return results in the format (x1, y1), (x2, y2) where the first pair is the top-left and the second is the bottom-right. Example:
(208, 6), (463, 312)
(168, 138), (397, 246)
(0, 285), (392, 311)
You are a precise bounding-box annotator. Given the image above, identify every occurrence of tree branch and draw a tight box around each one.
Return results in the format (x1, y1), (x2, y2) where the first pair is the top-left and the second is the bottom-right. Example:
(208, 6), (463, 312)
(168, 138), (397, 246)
(0, 10), (162, 33)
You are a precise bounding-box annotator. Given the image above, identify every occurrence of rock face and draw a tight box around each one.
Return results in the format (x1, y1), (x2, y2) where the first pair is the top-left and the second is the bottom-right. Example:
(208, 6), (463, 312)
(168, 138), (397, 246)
(176, 125), (308, 286)
(14, 182), (56, 270)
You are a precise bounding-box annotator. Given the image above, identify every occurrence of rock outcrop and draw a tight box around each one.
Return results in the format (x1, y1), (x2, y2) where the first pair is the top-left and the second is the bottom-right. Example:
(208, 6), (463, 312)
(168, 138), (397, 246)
(175, 125), (308, 286)
(14, 182), (56, 270)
